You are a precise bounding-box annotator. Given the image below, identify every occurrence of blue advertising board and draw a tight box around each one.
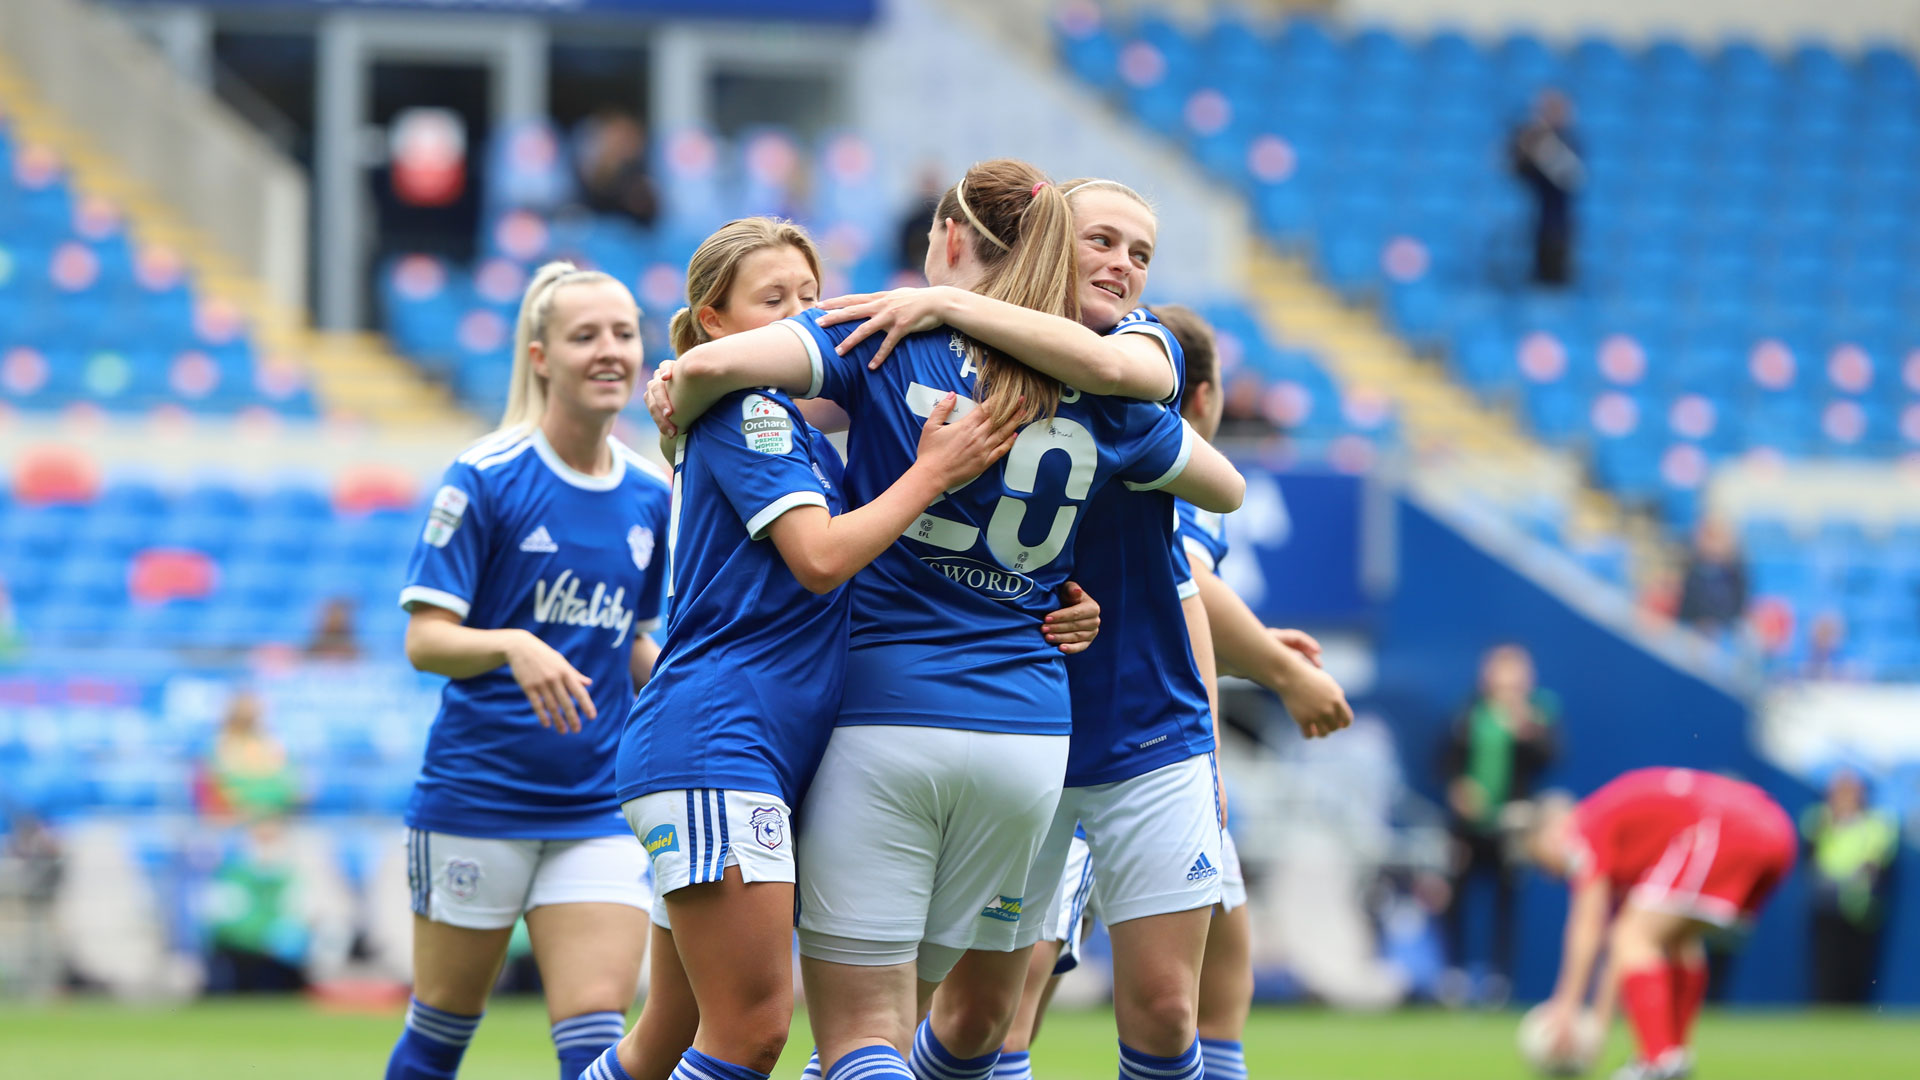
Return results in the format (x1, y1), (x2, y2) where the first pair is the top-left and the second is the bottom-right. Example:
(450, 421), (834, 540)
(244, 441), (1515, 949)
(1219, 466), (1370, 626)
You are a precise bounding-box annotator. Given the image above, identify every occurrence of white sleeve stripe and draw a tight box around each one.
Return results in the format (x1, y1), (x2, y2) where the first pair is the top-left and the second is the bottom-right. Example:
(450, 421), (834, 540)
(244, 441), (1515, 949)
(1124, 419), (1195, 492)
(1176, 577), (1201, 600)
(636, 618), (662, 634)
(778, 318), (825, 400)
(744, 490), (828, 540)
(1182, 537), (1217, 572)
(399, 585), (471, 619)
(1112, 322), (1181, 406)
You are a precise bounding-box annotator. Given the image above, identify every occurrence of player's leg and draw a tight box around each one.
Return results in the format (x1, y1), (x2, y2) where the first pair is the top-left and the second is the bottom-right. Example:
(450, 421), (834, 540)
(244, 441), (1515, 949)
(999, 942), (1064, 1062)
(1081, 755), (1222, 1080)
(1667, 936), (1708, 1049)
(590, 790), (798, 1080)
(1196, 833), (1252, 1080)
(620, 917), (701, 1080)
(796, 727), (949, 1080)
(524, 836), (654, 1080)
(386, 831), (530, 1079)
(909, 730), (1070, 1080)
(662, 865), (797, 1071)
(1610, 904), (1704, 1079)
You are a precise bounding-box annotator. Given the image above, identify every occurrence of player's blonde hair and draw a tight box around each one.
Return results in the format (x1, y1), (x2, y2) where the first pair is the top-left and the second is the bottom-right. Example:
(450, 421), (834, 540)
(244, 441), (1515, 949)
(932, 159), (1079, 426)
(500, 260), (626, 432)
(1059, 176), (1157, 220)
(670, 218), (824, 357)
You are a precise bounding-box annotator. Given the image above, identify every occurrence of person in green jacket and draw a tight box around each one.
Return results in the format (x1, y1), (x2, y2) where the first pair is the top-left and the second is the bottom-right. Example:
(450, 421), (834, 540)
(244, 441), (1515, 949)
(1803, 768), (1900, 1003)
(1439, 643), (1560, 1006)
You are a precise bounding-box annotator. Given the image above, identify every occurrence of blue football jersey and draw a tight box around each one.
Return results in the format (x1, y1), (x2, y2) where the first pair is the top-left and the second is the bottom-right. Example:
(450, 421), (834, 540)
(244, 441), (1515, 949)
(1111, 306), (1184, 407)
(1063, 320), (1214, 787)
(781, 308), (1195, 735)
(1177, 498), (1231, 573)
(617, 389), (847, 806)
(398, 429), (671, 839)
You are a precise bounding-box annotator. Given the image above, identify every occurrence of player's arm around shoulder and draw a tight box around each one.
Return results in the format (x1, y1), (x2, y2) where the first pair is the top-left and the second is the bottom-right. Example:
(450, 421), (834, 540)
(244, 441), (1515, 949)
(1149, 422), (1245, 514)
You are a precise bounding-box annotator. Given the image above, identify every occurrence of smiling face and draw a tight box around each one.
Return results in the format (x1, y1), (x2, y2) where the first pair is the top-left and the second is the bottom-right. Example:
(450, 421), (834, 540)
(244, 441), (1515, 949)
(1070, 187), (1157, 331)
(530, 279), (641, 419)
(701, 244), (820, 340)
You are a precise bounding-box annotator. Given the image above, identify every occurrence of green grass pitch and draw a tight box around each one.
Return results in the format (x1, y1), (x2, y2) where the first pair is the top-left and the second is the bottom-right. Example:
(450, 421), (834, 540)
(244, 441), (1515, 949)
(1, 998), (1915, 1079)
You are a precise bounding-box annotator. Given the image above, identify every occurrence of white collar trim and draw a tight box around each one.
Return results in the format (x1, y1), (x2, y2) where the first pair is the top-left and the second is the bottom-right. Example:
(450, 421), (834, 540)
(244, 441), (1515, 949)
(532, 427), (626, 491)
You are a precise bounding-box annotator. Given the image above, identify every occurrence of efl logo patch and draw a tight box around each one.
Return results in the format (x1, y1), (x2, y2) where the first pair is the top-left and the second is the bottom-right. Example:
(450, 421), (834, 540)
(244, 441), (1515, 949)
(628, 525), (655, 571)
(423, 485), (469, 548)
(740, 393), (793, 455)
(979, 895), (1023, 923)
(443, 857), (482, 900)
(643, 824), (679, 859)
(751, 806), (785, 850)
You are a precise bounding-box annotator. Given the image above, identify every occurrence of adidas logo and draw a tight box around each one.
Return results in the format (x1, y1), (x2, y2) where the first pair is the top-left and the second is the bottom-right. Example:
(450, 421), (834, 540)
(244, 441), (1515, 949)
(520, 526), (559, 553)
(1186, 853), (1218, 882)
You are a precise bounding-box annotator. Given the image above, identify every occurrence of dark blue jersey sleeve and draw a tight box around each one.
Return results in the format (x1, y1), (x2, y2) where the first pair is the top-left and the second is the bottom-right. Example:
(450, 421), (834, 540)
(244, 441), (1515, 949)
(781, 308), (875, 416)
(693, 391), (831, 540)
(400, 461), (490, 619)
(1112, 403), (1196, 493)
(1112, 307), (1185, 407)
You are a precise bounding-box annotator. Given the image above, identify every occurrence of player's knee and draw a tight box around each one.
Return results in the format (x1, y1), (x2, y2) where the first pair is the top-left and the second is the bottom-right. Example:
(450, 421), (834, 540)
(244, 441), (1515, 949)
(934, 997), (1019, 1059)
(708, 987), (792, 1070)
(1117, 981), (1199, 1051)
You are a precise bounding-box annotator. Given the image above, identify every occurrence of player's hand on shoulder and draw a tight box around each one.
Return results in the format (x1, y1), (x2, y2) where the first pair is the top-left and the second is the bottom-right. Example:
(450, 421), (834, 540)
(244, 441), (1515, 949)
(1279, 660), (1353, 740)
(1043, 581), (1101, 655)
(818, 286), (957, 368)
(914, 391), (1021, 488)
(504, 630), (598, 735)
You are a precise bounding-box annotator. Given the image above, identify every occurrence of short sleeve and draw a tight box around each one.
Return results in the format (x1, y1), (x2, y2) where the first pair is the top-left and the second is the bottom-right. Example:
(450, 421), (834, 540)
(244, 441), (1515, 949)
(1112, 307), (1184, 406)
(399, 463), (488, 619)
(779, 309), (873, 413)
(1115, 406), (1196, 493)
(692, 392), (829, 540)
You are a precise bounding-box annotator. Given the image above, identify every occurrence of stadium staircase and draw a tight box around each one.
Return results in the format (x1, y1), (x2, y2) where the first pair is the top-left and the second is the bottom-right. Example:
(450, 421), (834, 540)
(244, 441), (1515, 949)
(0, 51), (459, 429)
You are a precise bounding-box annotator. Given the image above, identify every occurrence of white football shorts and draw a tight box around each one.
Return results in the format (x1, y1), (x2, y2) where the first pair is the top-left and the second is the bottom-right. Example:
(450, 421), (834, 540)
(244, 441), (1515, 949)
(406, 829), (652, 930)
(622, 788), (795, 932)
(1219, 828), (1247, 913)
(1045, 830), (1096, 975)
(1019, 752), (1223, 945)
(795, 725), (1068, 982)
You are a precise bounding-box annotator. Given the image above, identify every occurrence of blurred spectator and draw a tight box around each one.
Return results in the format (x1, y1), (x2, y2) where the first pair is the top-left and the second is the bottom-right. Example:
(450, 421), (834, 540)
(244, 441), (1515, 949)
(573, 110), (660, 226)
(0, 574), (18, 660)
(1507, 90), (1583, 287)
(307, 597), (361, 661)
(1802, 769), (1899, 1003)
(198, 691), (300, 820)
(895, 163), (944, 277)
(1439, 643), (1560, 1005)
(1804, 612), (1857, 680)
(202, 818), (310, 994)
(1677, 518), (1749, 633)
(0, 809), (64, 995)
(1217, 372), (1278, 439)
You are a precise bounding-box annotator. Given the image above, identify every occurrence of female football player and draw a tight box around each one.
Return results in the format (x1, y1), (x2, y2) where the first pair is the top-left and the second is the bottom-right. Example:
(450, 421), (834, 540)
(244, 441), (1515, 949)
(388, 263), (669, 1080)
(644, 159), (1246, 1080)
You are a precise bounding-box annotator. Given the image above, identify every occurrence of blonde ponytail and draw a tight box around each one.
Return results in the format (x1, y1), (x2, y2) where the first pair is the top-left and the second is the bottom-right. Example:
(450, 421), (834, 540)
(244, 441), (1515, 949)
(933, 159), (1079, 425)
(499, 260), (619, 432)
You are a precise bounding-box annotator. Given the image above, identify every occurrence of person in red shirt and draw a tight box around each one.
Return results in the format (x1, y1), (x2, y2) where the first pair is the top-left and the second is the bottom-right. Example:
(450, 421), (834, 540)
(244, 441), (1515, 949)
(1526, 768), (1797, 1080)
